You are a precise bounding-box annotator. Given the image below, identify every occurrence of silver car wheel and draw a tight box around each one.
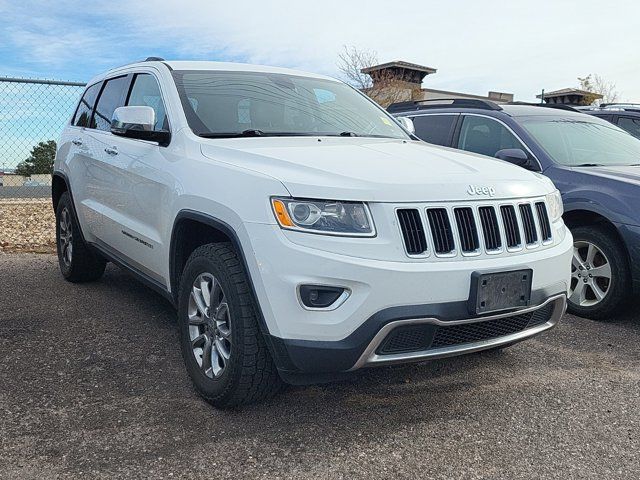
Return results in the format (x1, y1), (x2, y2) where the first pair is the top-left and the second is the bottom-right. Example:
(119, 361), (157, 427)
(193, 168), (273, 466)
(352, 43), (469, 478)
(188, 273), (232, 379)
(59, 207), (73, 267)
(569, 240), (612, 307)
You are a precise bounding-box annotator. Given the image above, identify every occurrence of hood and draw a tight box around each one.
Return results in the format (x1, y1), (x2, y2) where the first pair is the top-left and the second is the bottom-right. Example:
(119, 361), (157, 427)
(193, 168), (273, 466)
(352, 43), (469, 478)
(571, 165), (640, 186)
(200, 137), (554, 202)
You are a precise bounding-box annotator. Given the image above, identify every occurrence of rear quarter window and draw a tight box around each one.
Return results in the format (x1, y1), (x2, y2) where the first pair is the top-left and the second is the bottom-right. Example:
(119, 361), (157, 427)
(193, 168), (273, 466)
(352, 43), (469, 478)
(411, 114), (457, 147)
(72, 82), (102, 127)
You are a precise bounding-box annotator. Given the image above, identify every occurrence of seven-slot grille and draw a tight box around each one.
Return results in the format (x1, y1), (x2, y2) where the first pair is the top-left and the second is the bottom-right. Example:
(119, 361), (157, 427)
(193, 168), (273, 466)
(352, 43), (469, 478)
(398, 200), (553, 256)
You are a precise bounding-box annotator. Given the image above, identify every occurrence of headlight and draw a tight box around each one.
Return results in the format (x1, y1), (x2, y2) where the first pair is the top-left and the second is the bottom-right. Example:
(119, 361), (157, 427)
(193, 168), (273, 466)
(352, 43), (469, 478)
(545, 190), (564, 221)
(271, 198), (375, 236)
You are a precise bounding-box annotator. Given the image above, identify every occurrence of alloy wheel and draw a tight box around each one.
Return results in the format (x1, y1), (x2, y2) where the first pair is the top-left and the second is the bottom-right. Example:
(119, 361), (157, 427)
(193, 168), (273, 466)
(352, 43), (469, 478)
(59, 207), (73, 267)
(569, 240), (612, 307)
(188, 273), (232, 378)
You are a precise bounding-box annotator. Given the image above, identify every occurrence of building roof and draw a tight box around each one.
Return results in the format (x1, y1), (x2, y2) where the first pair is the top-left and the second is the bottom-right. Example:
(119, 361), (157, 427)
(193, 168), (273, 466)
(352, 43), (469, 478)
(361, 61), (437, 75)
(536, 88), (603, 99)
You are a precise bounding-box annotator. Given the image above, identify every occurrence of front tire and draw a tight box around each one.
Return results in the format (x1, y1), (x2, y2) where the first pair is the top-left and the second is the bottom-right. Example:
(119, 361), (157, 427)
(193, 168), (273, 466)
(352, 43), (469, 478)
(178, 243), (282, 408)
(567, 225), (631, 320)
(55, 192), (106, 282)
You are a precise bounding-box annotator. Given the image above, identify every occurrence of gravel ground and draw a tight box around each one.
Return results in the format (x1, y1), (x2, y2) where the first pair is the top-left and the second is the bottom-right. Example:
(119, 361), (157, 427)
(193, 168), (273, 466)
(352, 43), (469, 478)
(0, 199), (55, 253)
(1, 254), (639, 479)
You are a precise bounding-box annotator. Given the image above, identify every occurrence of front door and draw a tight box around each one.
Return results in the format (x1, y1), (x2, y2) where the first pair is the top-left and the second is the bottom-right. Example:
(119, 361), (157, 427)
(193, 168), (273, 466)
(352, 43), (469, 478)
(83, 72), (172, 284)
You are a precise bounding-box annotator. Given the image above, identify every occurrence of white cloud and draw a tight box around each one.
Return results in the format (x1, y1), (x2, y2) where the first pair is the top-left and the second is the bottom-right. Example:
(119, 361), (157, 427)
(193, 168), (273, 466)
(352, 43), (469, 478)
(2, 0), (640, 101)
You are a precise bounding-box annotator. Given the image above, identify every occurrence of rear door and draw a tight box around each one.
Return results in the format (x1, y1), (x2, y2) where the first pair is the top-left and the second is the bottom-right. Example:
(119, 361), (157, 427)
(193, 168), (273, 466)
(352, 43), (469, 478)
(61, 81), (103, 238)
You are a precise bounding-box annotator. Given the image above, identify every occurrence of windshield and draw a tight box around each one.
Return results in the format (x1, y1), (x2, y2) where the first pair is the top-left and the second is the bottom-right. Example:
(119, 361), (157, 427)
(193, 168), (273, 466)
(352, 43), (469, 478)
(520, 117), (640, 167)
(171, 70), (409, 139)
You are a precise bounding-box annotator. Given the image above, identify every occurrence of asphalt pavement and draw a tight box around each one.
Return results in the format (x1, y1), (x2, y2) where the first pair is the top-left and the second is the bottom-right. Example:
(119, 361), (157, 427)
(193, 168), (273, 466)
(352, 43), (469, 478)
(1, 254), (638, 479)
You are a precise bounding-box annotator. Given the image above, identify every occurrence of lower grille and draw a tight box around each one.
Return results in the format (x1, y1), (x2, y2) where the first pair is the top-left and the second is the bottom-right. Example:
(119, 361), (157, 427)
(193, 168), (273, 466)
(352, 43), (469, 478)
(377, 303), (554, 355)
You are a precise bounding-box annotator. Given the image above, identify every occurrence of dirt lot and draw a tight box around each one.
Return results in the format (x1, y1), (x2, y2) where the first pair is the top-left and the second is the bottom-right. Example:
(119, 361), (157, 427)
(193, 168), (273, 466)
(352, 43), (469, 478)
(1, 254), (639, 479)
(0, 199), (55, 253)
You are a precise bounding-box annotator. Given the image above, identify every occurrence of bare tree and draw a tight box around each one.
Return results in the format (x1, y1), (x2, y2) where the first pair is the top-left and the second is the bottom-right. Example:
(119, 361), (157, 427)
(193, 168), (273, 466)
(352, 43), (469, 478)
(578, 74), (620, 105)
(337, 45), (414, 107)
(337, 45), (378, 90)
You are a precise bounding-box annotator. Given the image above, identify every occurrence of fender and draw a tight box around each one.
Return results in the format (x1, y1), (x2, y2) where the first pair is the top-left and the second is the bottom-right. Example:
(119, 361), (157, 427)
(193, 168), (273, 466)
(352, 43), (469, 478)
(52, 171), (88, 244)
(169, 210), (296, 372)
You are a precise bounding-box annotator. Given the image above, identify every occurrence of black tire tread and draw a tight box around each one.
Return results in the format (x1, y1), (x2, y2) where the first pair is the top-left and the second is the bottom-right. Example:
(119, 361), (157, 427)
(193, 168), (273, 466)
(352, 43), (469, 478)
(179, 243), (282, 407)
(56, 192), (106, 283)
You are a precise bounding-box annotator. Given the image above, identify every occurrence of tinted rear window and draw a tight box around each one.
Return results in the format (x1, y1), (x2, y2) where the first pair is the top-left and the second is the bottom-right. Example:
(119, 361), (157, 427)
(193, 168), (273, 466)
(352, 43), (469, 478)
(92, 76), (129, 131)
(73, 83), (101, 127)
(412, 115), (457, 146)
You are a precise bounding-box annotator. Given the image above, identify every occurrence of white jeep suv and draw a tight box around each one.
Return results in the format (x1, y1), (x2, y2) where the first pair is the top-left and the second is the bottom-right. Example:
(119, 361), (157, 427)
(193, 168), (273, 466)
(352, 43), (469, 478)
(53, 58), (572, 407)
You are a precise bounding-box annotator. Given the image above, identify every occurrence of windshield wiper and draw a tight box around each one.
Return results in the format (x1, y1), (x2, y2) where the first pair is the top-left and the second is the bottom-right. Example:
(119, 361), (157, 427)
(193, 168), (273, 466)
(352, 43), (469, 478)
(573, 163), (604, 167)
(197, 129), (265, 138)
(197, 130), (326, 138)
(339, 131), (359, 137)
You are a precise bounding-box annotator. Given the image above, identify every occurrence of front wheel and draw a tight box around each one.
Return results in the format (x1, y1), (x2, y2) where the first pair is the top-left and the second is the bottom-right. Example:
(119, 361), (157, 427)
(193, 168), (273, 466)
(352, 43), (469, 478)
(567, 225), (631, 320)
(177, 243), (282, 408)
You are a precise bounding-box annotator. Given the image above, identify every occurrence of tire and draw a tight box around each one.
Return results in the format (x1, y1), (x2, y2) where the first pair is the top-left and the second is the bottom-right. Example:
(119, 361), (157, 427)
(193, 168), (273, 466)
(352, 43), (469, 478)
(177, 243), (282, 408)
(55, 192), (106, 283)
(567, 225), (631, 320)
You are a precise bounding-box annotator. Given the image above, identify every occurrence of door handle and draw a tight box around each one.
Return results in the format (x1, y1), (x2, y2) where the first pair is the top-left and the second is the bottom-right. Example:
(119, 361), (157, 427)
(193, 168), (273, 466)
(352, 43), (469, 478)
(72, 138), (83, 146)
(104, 146), (118, 156)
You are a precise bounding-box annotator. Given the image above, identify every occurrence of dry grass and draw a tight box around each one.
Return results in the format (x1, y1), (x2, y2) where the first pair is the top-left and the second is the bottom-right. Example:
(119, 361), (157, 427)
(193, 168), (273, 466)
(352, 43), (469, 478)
(0, 199), (56, 253)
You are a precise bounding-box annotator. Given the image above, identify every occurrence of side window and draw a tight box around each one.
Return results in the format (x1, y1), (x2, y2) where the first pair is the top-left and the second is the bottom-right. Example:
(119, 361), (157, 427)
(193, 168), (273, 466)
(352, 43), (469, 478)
(617, 116), (640, 139)
(412, 115), (457, 147)
(127, 74), (168, 131)
(73, 82), (102, 127)
(457, 115), (525, 158)
(92, 76), (129, 131)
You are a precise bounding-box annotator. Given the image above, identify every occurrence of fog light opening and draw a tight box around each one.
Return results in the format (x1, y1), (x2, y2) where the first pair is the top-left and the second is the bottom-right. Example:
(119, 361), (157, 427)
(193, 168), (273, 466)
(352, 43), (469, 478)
(299, 285), (348, 309)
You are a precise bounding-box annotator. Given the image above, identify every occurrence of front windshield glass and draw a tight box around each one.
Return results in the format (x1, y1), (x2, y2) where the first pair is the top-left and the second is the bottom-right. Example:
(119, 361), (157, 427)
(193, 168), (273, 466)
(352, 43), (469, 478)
(172, 70), (409, 139)
(520, 117), (640, 166)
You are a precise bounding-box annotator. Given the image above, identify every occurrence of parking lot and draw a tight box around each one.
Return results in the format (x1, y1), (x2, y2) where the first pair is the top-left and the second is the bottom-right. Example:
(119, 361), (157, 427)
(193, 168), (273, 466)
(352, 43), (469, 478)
(0, 254), (637, 479)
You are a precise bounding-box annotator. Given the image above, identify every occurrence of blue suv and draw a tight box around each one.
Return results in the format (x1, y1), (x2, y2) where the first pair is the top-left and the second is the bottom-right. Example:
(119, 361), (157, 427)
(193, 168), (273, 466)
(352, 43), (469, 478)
(390, 99), (640, 320)
(582, 104), (640, 140)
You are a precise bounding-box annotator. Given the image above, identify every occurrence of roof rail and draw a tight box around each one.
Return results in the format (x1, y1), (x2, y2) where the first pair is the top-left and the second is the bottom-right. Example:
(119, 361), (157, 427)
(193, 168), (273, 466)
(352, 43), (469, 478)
(598, 103), (640, 112)
(600, 103), (640, 109)
(507, 102), (580, 113)
(144, 56), (165, 62)
(387, 98), (502, 114)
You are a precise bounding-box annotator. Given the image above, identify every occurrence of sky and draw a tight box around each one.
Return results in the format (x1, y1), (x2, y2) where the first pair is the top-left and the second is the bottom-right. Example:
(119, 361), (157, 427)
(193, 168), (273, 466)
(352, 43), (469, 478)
(1, 0), (639, 169)
(1, 0), (639, 101)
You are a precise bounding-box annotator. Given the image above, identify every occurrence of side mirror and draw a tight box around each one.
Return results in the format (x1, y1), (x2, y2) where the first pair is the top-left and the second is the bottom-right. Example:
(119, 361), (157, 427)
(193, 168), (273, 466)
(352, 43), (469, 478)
(111, 106), (170, 146)
(397, 116), (415, 135)
(495, 148), (535, 169)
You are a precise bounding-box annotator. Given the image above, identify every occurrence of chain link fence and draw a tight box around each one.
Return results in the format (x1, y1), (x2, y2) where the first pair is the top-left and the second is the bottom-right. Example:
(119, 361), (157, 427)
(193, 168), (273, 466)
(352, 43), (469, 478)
(0, 77), (85, 198)
(0, 77), (85, 252)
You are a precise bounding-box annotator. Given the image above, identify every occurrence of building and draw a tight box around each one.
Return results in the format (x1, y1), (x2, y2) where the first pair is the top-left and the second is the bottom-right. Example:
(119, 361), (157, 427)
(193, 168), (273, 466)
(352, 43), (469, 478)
(361, 60), (514, 107)
(536, 88), (603, 106)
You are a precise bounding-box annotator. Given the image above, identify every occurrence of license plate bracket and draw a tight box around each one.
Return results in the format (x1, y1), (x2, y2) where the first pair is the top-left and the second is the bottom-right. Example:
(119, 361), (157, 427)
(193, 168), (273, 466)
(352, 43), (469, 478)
(469, 269), (532, 315)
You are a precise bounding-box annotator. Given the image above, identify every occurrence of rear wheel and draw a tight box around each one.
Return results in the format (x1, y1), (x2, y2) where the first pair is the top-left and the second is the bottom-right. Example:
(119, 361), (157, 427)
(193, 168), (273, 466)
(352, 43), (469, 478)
(55, 192), (106, 282)
(567, 225), (630, 320)
(178, 243), (282, 408)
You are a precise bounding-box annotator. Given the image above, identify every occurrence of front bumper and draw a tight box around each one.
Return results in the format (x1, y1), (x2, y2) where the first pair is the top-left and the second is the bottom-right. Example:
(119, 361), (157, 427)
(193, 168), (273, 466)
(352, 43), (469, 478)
(243, 222), (572, 375)
(350, 293), (566, 370)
